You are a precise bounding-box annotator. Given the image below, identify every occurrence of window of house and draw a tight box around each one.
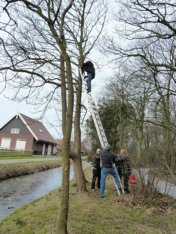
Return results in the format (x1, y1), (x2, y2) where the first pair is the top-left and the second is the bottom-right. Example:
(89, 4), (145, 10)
(11, 128), (20, 134)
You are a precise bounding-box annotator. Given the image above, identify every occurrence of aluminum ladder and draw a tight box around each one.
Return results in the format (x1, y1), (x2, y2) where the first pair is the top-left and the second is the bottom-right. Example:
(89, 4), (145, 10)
(80, 73), (108, 149)
(80, 69), (124, 195)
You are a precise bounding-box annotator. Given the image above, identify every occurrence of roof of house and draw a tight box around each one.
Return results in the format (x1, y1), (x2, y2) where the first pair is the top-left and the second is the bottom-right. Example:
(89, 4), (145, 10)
(1, 113), (56, 144)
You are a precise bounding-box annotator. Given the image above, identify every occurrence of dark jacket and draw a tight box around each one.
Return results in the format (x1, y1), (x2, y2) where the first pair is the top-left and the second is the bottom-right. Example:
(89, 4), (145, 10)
(115, 155), (132, 176)
(100, 150), (116, 168)
(92, 154), (101, 170)
(81, 61), (95, 78)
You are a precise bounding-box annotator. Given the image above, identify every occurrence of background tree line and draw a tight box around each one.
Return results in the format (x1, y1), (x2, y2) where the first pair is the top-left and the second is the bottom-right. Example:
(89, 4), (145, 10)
(86, 0), (176, 175)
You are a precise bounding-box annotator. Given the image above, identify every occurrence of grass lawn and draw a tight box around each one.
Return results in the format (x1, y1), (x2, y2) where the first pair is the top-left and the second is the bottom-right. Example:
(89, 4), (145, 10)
(0, 167), (176, 234)
(0, 160), (61, 180)
(0, 159), (61, 167)
(0, 155), (47, 160)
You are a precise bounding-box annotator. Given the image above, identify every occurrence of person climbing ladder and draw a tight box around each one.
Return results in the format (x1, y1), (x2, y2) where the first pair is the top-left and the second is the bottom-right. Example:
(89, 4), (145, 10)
(81, 61), (95, 93)
(79, 66), (124, 197)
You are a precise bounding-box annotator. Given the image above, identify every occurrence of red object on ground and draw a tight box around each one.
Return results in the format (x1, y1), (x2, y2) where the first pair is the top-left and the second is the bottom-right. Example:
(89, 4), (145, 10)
(129, 174), (137, 184)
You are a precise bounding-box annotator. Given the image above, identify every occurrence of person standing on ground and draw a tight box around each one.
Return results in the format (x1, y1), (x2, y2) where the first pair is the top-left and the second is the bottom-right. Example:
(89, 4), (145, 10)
(81, 61), (95, 93)
(91, 148), (101, 190)
(100, 144), (122, 198)
(115, 149), (132, 193)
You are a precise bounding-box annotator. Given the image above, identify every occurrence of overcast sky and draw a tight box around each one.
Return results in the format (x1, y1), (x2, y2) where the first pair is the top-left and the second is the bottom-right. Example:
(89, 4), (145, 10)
(0, 62), (114, 138)
(0, 1), (117, 139)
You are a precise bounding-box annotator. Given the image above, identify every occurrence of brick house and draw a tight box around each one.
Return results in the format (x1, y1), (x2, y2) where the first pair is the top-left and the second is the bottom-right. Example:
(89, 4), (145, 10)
(0, 113), (57, 155)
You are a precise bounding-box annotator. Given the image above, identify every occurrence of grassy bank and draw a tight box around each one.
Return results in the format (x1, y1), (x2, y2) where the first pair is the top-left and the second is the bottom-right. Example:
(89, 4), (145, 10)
(0, 160), (61, 180)
(0, 167), (176, 234)
(0, 155), (47, 160)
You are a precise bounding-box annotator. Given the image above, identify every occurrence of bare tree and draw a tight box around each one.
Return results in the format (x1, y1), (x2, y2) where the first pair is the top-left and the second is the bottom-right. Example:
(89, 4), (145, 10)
(117, 0), (176, 40)
(0, 1), (73, 233)
(100, 0), (176, 172)
(0, 0), (108, 232)
(67, 0), (108, 192)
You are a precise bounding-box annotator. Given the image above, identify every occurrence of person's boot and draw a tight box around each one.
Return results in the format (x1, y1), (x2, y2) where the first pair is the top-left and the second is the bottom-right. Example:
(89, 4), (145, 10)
(124, 188), (130, 193)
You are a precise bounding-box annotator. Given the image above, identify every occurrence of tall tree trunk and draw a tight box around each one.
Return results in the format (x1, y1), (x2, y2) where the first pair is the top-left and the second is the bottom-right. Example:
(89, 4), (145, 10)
(57, 54), (74, 234)
(72, 71), (87, 191)
(60, 55), (67, 136)
(136, 138), (142, 162)
(57, 139), (70, 234)
(72, 154), (87, 191)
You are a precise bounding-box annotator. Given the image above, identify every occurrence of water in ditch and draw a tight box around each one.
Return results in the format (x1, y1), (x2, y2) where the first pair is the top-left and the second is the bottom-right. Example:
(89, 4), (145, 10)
(0, 167), (74, 222)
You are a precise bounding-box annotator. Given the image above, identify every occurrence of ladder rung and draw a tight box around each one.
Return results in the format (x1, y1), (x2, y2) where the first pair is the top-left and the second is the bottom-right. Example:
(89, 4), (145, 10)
(80, 71), (109, 147)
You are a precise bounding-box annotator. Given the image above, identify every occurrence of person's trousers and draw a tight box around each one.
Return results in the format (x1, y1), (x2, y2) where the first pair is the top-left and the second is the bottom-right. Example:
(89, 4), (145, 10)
(86, 73), (93, 92)
(119, 173), (130, 191)
(100, 167), (121, 197)
(91, 168), (101, 189)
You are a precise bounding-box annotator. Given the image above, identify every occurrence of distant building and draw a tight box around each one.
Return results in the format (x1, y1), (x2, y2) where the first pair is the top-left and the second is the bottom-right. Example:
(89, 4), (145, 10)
(55, 139), (90, 155)
(0, 113), (56, 155)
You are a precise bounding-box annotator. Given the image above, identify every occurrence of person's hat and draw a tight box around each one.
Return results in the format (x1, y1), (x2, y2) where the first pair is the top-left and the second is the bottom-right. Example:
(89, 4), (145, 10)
(104, 144), (111, 151)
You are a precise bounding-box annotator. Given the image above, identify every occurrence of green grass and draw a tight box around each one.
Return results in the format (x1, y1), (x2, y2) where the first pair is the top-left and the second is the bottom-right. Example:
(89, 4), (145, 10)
(0, 156), (45, 160)
(0, 159), (61, 166)
(0, 154), (46, 160)
(0, 160), (61, 180)
(0, 167), (176, 234)
(0, 151), (32, 157)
